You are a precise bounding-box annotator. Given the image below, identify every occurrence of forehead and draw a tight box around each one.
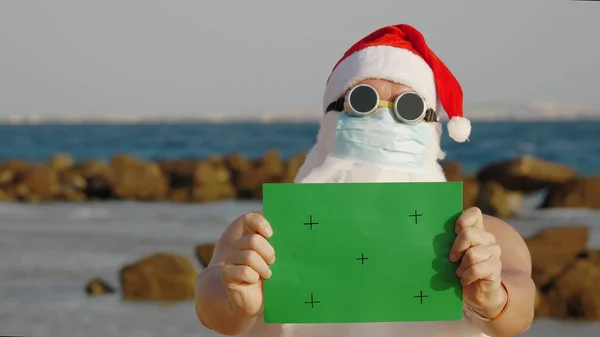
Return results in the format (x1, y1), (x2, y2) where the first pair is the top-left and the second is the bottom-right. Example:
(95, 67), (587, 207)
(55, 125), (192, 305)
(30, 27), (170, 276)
(353, 78), (413, 98)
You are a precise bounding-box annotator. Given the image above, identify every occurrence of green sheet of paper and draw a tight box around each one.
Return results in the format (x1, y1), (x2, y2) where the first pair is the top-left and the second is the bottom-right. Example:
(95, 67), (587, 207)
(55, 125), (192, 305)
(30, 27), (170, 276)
(262, 182), (464, 324)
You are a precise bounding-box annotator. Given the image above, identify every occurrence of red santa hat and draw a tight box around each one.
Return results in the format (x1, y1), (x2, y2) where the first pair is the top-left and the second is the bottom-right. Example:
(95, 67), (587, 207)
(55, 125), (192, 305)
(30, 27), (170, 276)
(323, 24), (471, 142)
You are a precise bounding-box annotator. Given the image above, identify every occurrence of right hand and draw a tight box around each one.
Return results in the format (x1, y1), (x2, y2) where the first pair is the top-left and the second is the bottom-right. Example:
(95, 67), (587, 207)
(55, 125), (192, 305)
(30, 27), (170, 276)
(222, 212), (275, 317)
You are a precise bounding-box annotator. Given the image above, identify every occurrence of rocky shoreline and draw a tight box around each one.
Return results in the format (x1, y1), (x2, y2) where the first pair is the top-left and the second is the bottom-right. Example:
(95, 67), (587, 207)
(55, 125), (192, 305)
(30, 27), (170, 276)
(0, 151), (598, 217)
(57, 150), (600, 322)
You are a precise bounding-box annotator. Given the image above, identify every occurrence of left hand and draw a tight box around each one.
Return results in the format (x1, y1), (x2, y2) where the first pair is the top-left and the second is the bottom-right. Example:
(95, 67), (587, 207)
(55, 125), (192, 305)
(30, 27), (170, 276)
(450, 207), (507, 319)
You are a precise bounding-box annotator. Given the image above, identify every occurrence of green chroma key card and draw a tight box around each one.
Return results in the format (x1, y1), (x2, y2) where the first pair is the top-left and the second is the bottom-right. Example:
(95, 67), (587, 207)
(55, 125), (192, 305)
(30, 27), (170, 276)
(262, 182), (464, 324)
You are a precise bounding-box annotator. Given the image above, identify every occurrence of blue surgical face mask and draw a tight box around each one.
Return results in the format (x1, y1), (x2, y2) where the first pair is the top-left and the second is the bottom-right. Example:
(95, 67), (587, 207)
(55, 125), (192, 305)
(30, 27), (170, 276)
(332, 108), (432, 172)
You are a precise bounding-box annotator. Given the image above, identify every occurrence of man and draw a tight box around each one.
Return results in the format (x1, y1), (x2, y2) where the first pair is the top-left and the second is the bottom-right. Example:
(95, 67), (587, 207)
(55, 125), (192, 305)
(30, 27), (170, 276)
(195, 24), (536, 337)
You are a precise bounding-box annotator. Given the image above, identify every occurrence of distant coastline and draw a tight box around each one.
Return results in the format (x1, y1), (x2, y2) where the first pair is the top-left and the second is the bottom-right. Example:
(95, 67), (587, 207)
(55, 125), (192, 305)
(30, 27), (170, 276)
(0, 115), (600, 125)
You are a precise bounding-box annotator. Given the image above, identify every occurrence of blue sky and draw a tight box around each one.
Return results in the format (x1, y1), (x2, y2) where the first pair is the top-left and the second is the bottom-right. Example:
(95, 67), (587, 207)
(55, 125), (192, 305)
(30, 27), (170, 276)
(0, 0), (598, 119)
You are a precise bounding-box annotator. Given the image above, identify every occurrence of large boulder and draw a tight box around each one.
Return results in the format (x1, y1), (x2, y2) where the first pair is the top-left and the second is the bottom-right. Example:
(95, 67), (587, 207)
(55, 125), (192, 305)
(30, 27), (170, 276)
(547, 259), (600, 320)
(462, 177), (480, 210)
(441, 161), (462, 182)
(281, 151), (307, 183)
(476, 155), (577, 193)
(19, 166), (62, 202)
(541, 176), (600, 209)
(440, 161), (480, 210)
(109, 154), (169, 201)
(0, 160), (32, 185)
(475, 181), (523, 218)
(195, 243), (216, 268)
(119, 253), (198, 301)
(525, 227), (590, 287)
(534, 287), (551, 318)
(76, 159), (114, 200)
(191, 159), (236, 202)
(48, 153), (74, 171)
(235, 149), (286, 200)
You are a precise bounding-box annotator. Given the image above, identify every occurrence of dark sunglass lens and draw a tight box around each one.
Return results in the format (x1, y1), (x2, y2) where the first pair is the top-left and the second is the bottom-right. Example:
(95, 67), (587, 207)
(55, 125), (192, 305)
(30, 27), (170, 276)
(395, 93), (425, 121)
(348, 85), (378, 114)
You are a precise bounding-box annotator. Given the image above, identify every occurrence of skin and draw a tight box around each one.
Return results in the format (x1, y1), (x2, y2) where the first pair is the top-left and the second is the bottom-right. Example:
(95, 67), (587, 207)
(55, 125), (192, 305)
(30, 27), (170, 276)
(360, 78), (414, 104)
(195, 79), (536, 337)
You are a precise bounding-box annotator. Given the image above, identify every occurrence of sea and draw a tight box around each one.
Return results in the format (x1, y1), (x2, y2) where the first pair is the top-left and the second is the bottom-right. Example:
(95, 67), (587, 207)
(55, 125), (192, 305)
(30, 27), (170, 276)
(0, 120), (599, 337)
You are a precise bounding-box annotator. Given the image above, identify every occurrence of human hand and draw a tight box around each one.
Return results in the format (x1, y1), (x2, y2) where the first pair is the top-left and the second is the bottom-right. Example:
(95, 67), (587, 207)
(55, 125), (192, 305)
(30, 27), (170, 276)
(450, 207), (508, 319)
(222, 212), (275, 317)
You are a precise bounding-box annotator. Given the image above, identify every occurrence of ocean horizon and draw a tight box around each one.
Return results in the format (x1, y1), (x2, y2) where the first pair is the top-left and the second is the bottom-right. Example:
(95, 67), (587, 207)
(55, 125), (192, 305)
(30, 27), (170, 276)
(0, 120), (598, 175)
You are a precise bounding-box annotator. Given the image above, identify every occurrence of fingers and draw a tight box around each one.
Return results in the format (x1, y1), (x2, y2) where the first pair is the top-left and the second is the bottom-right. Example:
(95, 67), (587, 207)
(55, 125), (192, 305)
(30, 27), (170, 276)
(241, 212), (273, 238)
(222, 265), (261, 285)
(455, 207), (484, 234)
(450, 227), (496, 262)
(458, 253), (502, 286)
(456, 244), (501, 277)
(232, 234), (276, 265)
(226, 249), (272, 279)
(222, 212), (276, 285)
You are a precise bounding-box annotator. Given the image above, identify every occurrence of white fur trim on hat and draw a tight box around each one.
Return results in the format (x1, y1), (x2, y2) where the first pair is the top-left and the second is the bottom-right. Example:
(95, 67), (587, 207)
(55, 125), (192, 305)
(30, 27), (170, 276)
(323, 45), (438, 112)
(447, 116), (471, 142)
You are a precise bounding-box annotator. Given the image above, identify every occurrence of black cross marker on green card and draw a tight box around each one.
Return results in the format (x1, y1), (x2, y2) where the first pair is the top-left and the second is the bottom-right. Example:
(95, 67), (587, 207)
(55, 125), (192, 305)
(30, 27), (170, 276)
(262, 182), (464, 324)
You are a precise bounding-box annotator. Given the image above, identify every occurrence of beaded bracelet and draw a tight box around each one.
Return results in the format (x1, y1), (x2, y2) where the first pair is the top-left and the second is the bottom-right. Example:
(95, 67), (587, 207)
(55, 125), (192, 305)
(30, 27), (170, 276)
(467, 281), (510, 322)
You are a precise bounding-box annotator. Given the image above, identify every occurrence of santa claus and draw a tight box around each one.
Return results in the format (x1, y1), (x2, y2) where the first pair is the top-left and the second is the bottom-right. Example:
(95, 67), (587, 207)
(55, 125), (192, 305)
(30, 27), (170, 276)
(195, 24), (535, 337)
(295, 24), (470, 185)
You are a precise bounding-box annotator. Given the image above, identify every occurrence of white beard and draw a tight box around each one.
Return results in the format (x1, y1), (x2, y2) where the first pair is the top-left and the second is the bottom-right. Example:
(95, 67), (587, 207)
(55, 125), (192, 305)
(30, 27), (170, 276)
(295, 112), (448, 184)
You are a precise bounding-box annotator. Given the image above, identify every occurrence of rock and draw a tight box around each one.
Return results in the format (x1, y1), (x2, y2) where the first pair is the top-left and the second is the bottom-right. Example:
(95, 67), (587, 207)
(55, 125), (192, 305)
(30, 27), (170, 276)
(159, 159), (198, 189)
(78, 159), (111, 178)
(20, 166), (61, 201)
(192, 183), (236, 202)
(76, 160), (114, 200)
(110, 155), (169, 201)
(49, 153), (74, 171)
(1, 184), (28, 201)
(0, 160), (32, 184)
(225, 153), (252, 173)
(541, 176), (600, 209)
(439, 162), (480, 210)
(442, 161), (462, 182)
(85, 277), (115, 296)
(462, 177), (480, 210)
(235, 150), (286, 200)
(60, 170), (87, 190)
(535, 287), (551, 318)
(195, 243), (216, 268)
(119, 253), (198, 301)
(169, 188), (193, 203)
(0, 169), (14, 185)
(59, 189), (87, 201)
(525, 227), (590, 286)
(191, 160), (236, 202)
(584, 250), (600, 266)
(476, 155), (578, 193)
(0, 188), (17, 202)
(475, 181), (523, 218)
(281, 152), (307, 183)
(193, 161), (231, 185)
(261, 149), (285, 178)
(547, 259), (600, 320)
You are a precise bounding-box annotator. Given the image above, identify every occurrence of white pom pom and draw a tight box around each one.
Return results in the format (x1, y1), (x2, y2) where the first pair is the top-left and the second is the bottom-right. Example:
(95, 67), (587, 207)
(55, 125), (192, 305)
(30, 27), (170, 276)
(447, 117), (471, 142)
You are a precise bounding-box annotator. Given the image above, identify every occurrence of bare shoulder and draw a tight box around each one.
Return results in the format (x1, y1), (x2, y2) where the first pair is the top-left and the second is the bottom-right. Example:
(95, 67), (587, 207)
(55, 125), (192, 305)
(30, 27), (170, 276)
(207, 210), (263, 267)
(482, 214), (532, 273)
